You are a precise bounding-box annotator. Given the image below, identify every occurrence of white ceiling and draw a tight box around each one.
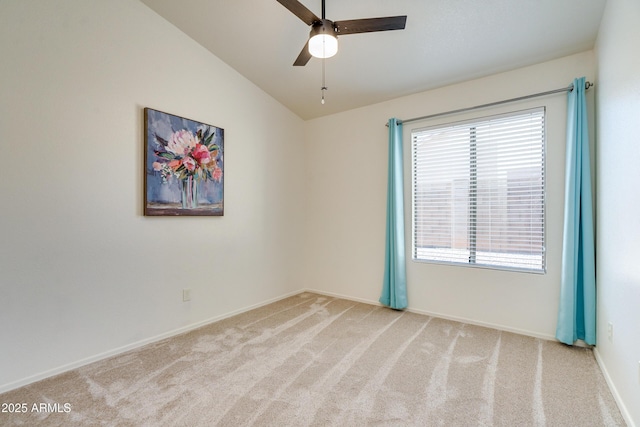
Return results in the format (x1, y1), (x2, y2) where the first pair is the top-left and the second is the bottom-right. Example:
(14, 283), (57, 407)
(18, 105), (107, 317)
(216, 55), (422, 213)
(140, 0), (606, 120)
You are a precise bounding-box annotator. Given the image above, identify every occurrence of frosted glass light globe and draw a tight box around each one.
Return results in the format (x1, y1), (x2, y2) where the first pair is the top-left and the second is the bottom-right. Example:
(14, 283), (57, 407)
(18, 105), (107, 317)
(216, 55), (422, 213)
(308, 33), (338, 59)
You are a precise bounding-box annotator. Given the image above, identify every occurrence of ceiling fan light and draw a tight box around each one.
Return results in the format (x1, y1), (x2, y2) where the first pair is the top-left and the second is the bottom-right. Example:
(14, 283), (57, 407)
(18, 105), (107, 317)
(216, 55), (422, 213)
(308, 22), (338, 59)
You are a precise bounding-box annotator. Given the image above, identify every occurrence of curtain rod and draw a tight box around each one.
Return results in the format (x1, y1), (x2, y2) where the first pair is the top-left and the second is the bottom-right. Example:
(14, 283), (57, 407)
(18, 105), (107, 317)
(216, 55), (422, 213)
(388, 81), (593, 127)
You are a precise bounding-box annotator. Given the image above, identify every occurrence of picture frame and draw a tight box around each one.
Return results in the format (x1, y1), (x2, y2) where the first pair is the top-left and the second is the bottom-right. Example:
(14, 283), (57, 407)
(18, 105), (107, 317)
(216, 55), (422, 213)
(144, 108), (224, 216)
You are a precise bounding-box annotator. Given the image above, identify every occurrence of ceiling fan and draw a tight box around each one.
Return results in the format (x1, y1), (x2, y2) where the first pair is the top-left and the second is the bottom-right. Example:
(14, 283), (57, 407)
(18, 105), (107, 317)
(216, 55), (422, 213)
(276, 0), (407, 66)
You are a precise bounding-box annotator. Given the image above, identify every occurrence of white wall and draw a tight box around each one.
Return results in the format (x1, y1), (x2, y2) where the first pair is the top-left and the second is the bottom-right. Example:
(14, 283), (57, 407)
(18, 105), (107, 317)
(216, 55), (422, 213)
(304, 52), (596, 339)
(2, 4), (633, 423)
(595, 0), (640, 425)
(0, 0), (305, 391)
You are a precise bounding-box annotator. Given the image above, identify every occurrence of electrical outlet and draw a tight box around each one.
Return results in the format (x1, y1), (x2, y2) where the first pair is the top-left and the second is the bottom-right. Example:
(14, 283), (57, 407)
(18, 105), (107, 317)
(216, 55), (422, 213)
(183, 288), (191, 302)
(607, 322), (613, 342)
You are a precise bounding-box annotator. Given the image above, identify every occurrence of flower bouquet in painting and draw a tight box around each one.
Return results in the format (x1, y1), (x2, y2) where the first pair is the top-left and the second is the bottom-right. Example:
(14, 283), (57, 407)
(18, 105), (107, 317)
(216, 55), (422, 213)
(144, 108), (224, 216)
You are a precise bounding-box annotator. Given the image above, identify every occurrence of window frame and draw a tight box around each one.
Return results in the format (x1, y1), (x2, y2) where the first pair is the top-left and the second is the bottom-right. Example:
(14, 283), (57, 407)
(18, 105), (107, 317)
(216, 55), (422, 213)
(410, 107), (547, 274)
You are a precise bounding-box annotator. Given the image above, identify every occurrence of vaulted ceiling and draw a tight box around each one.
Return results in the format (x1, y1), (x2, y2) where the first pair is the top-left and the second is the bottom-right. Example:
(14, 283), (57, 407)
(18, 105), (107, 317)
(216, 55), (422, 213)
(140, 0), (606, 120)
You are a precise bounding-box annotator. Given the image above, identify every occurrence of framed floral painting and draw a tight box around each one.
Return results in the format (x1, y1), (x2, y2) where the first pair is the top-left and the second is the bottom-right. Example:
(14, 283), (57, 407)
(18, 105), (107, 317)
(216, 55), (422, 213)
(144, 108), (224, 216)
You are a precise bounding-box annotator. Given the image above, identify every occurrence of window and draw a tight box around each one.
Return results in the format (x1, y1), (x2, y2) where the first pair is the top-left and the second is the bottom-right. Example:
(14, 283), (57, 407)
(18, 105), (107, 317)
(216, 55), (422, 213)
(411, 108), (545, 272)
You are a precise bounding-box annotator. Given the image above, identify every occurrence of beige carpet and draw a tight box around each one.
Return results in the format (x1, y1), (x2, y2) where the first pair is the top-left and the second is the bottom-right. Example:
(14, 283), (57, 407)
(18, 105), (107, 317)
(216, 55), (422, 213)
(0, 292), (626, 426)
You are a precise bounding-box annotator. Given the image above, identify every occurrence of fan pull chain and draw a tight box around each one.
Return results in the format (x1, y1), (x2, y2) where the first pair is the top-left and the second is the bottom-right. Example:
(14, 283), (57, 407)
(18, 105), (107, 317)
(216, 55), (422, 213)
(321, 58), (327, 104)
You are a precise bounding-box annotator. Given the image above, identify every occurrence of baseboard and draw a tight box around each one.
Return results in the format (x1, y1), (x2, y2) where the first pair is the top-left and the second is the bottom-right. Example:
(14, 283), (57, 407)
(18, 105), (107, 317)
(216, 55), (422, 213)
(593, 348), (636, 427)
(407, 306), (557, 341)
(0, 290), (302, 394)
(304, 288), (556, 341)
(303, 288), (385, 308)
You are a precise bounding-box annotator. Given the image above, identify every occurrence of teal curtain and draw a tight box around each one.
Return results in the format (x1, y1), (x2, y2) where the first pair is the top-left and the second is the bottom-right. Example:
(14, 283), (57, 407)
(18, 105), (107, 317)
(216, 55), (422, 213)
(556, 77), (596, 345)
(380, 118), (408, 310)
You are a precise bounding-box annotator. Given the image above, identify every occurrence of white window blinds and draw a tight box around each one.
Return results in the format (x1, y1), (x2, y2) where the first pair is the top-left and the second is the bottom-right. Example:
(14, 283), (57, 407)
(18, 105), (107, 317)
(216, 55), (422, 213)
(411, 108), (545, 272)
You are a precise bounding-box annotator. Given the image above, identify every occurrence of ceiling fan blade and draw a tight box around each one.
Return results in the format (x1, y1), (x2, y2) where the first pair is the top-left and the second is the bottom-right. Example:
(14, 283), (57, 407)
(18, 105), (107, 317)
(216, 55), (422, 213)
(335, 16), (407, 35)
(276, 0), (320, 26)
(293, 41), (312, 66)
